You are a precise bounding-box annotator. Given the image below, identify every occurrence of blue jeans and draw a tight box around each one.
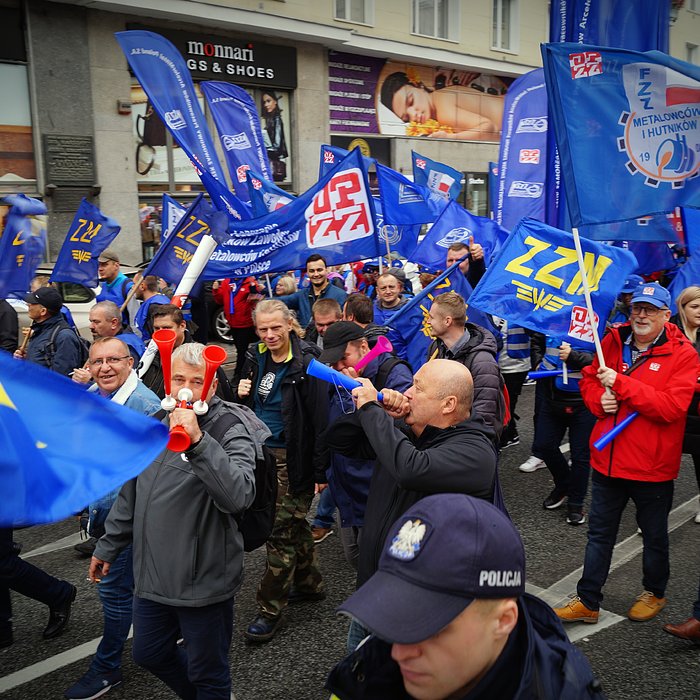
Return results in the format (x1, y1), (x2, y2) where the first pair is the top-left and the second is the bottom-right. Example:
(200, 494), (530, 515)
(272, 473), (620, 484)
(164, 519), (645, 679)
(132, 596), (234, 700)
(577, 471), (674, 610)
(536, 395), (595, 507)
(312, 487), (336, 529)
(91, 545), (133, 674)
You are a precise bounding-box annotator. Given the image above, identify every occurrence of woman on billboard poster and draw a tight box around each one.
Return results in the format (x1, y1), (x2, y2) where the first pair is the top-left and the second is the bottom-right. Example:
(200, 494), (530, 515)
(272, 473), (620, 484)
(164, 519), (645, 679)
(261, 91), (288, 182)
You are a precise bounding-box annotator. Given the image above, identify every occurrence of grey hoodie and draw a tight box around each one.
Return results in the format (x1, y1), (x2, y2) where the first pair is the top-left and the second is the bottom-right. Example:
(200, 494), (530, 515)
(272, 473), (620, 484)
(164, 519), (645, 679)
(94, 397), (268, 607)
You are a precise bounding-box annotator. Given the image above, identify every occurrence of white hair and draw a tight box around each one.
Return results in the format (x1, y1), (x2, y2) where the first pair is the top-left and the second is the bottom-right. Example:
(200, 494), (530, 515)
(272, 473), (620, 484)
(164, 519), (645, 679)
(172, 342), (206, 367)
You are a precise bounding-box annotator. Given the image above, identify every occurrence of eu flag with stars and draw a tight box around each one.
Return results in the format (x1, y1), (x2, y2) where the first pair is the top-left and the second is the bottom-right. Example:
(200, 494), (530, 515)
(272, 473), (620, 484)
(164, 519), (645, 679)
(0, 351), (167, 526)
(468, 218), (638, 350)
(50, 199), (121, 287)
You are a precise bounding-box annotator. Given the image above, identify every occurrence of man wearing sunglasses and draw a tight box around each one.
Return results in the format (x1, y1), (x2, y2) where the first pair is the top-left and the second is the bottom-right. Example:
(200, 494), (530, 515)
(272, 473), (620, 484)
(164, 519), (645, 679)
(555, 283), (700, 625)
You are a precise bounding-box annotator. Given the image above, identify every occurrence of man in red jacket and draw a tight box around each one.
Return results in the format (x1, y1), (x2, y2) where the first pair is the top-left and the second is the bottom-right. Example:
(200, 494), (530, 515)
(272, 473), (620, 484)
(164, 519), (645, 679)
(555, 283), (700, 624)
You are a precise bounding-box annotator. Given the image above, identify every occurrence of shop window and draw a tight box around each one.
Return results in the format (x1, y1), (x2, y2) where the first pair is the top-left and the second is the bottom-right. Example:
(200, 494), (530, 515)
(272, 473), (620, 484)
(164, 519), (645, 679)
(412, 0), (459, 41)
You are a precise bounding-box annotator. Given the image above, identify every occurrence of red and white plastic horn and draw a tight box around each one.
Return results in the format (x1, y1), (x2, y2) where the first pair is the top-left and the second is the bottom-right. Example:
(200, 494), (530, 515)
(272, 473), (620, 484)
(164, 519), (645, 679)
(152, 329), (177, 411)
(192, 345), (228, 415)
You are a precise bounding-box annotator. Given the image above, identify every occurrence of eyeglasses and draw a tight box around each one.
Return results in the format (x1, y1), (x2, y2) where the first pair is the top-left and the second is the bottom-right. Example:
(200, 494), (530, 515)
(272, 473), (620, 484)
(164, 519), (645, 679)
(89, 356), (130, 367)
(630, 304), (665, 317)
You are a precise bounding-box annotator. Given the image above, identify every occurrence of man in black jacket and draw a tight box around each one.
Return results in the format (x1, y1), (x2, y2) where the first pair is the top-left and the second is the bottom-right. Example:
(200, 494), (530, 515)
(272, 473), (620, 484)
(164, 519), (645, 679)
(326, 494), (606, 700)
(325, 358), (497, 591)
(0, 299), (18, 353)
(236, 299), (328, 642)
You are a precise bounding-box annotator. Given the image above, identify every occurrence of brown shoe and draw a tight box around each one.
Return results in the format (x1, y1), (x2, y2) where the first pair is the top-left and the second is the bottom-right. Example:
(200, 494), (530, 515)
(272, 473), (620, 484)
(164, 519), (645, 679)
(553, 596), (599, 624)
(311, 527), (333, 544)
(663, 617), (700, 643)
(628, 591), (666, 621)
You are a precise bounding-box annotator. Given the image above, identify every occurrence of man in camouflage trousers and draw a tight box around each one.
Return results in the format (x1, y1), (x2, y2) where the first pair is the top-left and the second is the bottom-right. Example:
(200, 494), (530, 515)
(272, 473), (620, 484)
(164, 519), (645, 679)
(236, 299), (329, 642)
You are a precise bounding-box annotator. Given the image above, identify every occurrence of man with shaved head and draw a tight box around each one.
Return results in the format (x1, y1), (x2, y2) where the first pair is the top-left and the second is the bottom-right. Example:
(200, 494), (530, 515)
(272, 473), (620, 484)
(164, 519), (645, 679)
(324, 359), (498, 594)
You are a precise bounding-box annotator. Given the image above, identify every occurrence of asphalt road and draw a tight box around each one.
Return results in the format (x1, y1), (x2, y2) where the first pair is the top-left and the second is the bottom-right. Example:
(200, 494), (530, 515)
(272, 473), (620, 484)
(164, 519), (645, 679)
(2, 381), (700, 699)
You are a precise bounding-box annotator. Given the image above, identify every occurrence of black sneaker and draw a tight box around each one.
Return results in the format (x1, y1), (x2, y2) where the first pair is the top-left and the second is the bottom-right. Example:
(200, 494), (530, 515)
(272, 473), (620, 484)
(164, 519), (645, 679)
(499, 435), (520, 450)
(543, 489), (567, 510)
(74, 538), (98, 558)
(566, 506), (587, 525)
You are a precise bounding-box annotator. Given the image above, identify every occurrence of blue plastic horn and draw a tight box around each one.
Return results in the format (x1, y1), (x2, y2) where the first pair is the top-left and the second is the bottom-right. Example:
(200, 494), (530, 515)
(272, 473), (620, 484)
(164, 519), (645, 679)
(527, 370), (563, 379)
(593, 411), (638, 451)
(307, 358), (384, 402)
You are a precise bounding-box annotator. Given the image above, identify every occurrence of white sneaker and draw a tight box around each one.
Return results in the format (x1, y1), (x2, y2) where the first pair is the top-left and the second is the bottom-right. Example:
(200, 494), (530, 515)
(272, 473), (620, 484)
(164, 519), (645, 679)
(519, 456), (546, 473)
(694, 511), (700, 524)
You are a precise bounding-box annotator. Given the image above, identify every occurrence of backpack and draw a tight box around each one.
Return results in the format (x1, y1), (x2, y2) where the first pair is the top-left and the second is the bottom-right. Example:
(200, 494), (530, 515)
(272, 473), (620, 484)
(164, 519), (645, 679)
(46, 321), (90, 370)
(207, 412), (278, 552)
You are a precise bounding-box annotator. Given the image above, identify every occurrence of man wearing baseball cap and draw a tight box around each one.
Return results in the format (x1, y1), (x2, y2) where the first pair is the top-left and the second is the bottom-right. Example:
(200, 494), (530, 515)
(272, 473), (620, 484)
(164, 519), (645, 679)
(14, 287), (85, 376)
(556, 282), (700, 624)
(327, 493), (604, 699)
(95, 248), (135, 326)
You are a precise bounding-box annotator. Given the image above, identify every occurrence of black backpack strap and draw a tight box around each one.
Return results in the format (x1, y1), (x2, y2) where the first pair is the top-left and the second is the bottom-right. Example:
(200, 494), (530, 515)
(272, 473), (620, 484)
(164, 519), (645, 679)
(373, 356), (410, 392)
(207, 412), (242, 444)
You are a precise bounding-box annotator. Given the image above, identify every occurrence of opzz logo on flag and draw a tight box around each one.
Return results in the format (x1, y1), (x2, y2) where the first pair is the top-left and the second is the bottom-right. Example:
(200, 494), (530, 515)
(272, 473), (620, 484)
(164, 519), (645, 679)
(305, 169), (373, 248)
(415, 158), (427, 169)
(516, 117), (547, 133)
(568, 306), (599, 343)
(508, 181), (544, 198)
(164, 110), (187, 130)
(519, 149), (541, 164)
(236, 164), (251, 183)
(569, 52), (603, 80)
(323, 151), (336, 164)
(223, 133), (252, 151)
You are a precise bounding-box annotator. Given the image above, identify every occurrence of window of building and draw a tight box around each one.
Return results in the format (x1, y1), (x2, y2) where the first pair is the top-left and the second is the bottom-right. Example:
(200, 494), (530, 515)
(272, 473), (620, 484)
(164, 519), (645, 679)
(335, 0), (372, 24)
(688, 0), (699, 13)
(412, 0), (458, 41)
(0, 4), (36, 192)
(688, 43), (699, 64)
(492, 0), (518, 52)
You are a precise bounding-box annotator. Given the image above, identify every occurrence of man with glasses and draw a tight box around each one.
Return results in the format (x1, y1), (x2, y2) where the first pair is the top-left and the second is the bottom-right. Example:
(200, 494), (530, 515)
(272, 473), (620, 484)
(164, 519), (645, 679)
(66, 337), (160, 699)
(555, 283), (700, 625)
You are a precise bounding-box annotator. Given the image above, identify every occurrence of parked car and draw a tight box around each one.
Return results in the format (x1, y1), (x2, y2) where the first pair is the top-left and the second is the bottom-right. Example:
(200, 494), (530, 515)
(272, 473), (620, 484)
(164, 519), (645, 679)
(7, 263), (141, 343)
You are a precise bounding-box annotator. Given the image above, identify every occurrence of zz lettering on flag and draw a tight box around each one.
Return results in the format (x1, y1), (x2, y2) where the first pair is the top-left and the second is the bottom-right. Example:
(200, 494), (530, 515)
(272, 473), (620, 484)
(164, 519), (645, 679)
(513, 280), (573, 312)
(305, 169), (372, 248)
(176, 216), (209, 247)
(504, 236), (612, 295)
(568, 306), (598, 343)
(69, 219), (102, 244)
(569, 52), (602, 80)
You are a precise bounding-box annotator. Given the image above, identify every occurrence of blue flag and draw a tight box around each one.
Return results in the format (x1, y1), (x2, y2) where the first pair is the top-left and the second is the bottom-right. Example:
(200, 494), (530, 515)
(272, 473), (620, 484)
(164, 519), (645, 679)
(383, 261), (473, 371)
(580, 210), (682, 242)
(376, 163), (446, 226)
(115, 31), (231, 201)
(542, 43), (700, 227)
(50, 199), (121, 286)
(199, 169), (253, 221)
(412, 151), (462, 202)
(488, 162), (499, 218)
(205, 148), (380, 278)
(373, 196), (421, 260)
(0, 194), (47, 299)
(144, 194), (229, 285)
(495, 69), (557, 231)
(668, 206), (700, 310)
(550, 0), (669, 53)
(610, 239), (676, 275)
(469, 218), (638, 350)
(319, 144), (376, 179)
(161, 194), (186, 239)
(409, 200), (510, 272)
(0, 352), (168, 526)
(246, 170), (295, 217)
(201, 81), (272, 202)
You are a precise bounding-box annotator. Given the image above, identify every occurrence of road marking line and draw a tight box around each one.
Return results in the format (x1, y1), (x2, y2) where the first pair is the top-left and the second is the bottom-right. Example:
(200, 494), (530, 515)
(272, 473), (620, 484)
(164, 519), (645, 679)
(0, 629), (133, 693)
(20, 532), (83, 560)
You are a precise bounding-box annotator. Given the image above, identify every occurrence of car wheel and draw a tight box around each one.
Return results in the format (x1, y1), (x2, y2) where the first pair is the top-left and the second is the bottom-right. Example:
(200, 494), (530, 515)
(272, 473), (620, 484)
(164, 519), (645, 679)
(212, 306), (234, 343)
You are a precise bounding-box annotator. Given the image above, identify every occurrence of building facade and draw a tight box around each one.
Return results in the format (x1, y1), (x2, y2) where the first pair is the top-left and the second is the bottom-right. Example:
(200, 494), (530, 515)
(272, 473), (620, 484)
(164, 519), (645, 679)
(0, 0), (696, 263)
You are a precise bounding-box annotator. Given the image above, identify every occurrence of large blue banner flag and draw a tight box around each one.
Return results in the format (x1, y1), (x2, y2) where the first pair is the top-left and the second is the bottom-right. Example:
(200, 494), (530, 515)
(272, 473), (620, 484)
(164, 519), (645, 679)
(376, 163), (446, 226)
(0, 351), (168, 526)
(115, 31), (228, 191)
(50, 199), (121, 286)
(412, 151), (462, 202)
(205, 148), (379, 278)
(550, 0), (669, 53)
(0, 194), (47, 299)
(469, 218), (638, 350)
(410, 200), (510, 272)
(495, 69), (557, 231)
(201, 81), (272, 202)
(542, 43), (700, 227)
(144, 194), (229, 285)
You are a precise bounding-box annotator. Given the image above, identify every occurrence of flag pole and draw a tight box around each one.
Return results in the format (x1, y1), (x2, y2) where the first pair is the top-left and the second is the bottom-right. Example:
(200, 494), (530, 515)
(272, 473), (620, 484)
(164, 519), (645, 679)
(383, 226), (393, 264)
(571, 227), (607, 370)
(137, 234), (218, 377)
